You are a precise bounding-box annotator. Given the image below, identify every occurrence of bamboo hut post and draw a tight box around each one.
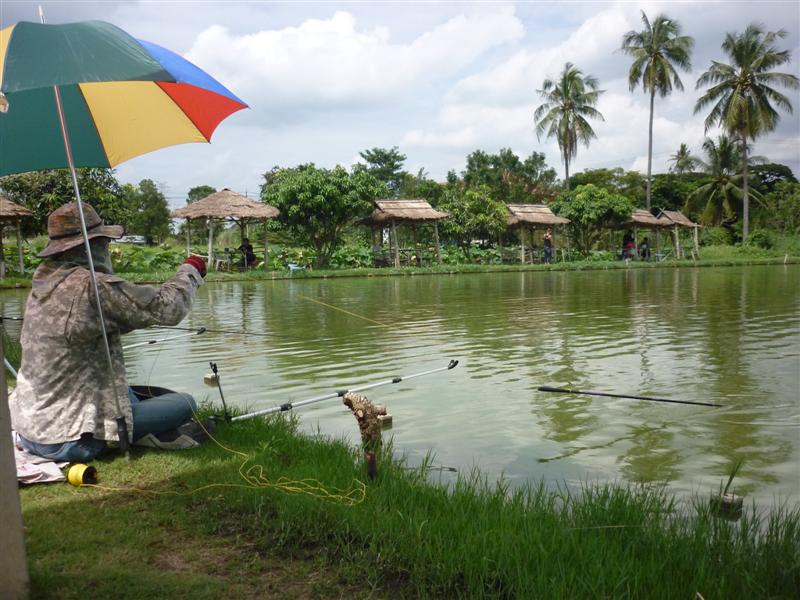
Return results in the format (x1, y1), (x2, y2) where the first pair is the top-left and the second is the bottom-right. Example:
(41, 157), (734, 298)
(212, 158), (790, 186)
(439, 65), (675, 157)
(633, 227), (638, 260)
(16, 219), (23, 274)
(391, 220), (400, 268)
(264, 219), (269, 271)
(207, 219), (214, 270)
(185, 218), (191, 256)
(433, 221), (442, 264)
(673, 225), (681, 259)
(693, 225), (700, 258)
(412, 222), (420, 266)
(519, 228), (525, 263)
(656, 229), (661, 259)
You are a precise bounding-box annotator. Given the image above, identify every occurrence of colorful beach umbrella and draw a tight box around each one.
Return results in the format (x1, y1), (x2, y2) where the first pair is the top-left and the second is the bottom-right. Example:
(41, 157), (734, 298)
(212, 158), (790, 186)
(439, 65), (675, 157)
(0, 19), (248, 176)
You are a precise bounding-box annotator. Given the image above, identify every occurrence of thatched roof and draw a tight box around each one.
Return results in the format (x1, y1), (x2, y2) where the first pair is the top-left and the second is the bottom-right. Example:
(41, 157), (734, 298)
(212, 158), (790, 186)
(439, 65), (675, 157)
(658, 209), (699, 228)
(0, 196), (33, 220)
(170, 189), (279, 220)
(620, 209), (671, 229)
(362, 199), (449, 224)
(507, 204), (570, 227)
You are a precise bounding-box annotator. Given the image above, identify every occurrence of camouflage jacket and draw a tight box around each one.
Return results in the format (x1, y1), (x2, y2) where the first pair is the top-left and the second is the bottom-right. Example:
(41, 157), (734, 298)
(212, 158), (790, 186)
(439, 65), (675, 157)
(9, 262), (202, 444)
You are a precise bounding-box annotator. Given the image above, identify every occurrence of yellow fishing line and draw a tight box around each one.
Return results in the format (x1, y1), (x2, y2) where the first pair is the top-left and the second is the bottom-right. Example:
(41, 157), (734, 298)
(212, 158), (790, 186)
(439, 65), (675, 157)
(78, 410), (366, 506)
(297, 294), (389, 328)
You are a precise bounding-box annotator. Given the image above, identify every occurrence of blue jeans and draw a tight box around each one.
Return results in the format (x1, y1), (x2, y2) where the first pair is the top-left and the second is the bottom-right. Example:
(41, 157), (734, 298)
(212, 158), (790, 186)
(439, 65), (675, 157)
(18, 387), (197, 462)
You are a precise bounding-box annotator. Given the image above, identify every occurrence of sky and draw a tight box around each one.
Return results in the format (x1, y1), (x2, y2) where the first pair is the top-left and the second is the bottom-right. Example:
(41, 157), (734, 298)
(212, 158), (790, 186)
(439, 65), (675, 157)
(2, 0), (799, 208)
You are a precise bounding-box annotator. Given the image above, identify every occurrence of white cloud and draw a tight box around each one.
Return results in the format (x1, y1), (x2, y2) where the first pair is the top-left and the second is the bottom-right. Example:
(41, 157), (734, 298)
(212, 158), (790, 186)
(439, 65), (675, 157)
(184, 7), (524, 116)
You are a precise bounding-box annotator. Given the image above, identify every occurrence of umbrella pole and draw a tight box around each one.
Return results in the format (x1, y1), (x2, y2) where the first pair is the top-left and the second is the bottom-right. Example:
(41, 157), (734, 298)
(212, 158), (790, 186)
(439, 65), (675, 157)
(51, 83), (131, 458)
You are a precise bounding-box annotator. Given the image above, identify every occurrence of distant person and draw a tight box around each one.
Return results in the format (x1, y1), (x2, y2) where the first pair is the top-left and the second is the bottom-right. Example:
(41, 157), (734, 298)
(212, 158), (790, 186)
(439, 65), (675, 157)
(639, 237), (650, 260)
(237, 238), (257, 267)
(622, 230), (636, 259)
(543, 228), (554, 263)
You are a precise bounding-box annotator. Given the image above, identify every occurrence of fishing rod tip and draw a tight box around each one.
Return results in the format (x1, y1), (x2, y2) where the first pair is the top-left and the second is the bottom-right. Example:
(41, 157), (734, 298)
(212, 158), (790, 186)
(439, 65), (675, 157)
(448, 360), (459, 369)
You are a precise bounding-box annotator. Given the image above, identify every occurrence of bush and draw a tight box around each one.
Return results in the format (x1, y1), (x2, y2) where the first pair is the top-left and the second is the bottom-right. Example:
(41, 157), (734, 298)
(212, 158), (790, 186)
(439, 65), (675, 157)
(746, 229), (774, 250)
(329, 245), (373, 269)
(702, 227), (733, 246)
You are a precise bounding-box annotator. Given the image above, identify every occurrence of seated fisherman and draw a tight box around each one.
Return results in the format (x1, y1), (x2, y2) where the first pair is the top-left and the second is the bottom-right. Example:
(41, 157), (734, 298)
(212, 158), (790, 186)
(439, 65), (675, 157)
(9, 202), (208, 462)
(237, 237), (257, 267)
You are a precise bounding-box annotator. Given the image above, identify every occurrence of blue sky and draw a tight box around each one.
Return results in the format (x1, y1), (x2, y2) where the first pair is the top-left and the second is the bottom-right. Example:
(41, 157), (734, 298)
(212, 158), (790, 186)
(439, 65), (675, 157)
(3, 1), (799, 207)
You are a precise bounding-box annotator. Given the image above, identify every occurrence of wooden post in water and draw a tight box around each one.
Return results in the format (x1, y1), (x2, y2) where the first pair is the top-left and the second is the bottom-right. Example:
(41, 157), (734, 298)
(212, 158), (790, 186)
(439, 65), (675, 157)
(16, 220), (23, 274)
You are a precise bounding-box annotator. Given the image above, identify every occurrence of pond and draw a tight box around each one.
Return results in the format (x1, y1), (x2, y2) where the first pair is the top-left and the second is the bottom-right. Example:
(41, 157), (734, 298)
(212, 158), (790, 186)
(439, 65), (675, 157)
(2, 265), (798, 505)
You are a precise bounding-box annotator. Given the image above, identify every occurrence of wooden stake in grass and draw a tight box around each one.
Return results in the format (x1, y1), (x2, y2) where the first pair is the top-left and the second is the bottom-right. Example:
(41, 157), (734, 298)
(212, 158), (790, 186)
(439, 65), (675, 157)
(343, 392), (386, 451)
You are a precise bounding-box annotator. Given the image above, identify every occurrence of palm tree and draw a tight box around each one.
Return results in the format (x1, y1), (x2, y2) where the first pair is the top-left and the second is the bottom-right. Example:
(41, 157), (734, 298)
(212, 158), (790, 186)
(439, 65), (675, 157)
(668, 143), (703, 174)
(621, 11), (694, 210)
(687, 135), (763, 226)
(694, 24), (799, 240)
(534, 62), (604, 191)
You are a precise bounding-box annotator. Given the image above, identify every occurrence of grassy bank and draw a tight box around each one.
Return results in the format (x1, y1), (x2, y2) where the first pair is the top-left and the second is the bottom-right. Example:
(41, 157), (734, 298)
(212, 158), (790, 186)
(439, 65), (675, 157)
(20, 414), (800, 599)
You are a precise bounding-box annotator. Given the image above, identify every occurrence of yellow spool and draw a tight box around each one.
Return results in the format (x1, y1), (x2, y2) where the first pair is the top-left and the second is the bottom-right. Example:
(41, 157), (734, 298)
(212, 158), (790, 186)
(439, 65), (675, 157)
(67, 464), (97, 487)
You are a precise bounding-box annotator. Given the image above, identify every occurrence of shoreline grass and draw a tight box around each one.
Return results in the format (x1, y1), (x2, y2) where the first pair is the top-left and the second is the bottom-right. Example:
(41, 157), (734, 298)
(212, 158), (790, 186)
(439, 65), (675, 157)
(20, 414), (800, 598)
(1, 253), (797, 289)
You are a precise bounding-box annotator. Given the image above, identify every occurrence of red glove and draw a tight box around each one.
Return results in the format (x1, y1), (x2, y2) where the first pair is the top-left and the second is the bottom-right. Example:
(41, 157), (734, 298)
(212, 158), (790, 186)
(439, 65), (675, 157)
(184, 255), (206, 277)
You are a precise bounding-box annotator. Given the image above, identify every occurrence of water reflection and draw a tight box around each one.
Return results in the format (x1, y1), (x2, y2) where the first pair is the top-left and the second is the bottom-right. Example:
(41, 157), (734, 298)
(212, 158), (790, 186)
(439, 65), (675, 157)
(0, 265), (797, 503)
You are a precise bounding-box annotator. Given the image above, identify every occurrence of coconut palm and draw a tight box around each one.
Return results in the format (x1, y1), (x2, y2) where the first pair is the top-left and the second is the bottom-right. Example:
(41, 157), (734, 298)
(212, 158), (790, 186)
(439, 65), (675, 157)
(694, 24), (799, 239)
(668, 143), (703, 174)
(687, 135), (763, 226)
(534, 62), (604, 191)
(621, 11), (694, 209)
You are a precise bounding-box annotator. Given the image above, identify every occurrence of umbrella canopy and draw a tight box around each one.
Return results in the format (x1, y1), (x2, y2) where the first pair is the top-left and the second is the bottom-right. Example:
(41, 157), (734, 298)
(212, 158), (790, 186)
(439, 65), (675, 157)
(0, 20), (247, 176)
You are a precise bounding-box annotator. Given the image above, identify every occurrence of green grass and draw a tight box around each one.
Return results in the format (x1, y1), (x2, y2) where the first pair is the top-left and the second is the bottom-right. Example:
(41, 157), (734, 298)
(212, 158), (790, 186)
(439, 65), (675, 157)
(20, 413), (800, 599)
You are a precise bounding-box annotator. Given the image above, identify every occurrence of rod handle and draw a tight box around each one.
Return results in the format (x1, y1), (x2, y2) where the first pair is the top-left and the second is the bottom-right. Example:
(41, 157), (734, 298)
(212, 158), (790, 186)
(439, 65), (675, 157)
(538, 386), (567, 393)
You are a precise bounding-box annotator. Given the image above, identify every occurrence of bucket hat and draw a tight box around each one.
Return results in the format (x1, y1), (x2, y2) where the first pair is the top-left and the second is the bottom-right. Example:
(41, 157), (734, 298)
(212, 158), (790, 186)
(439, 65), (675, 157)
(38, 202), (123, 257)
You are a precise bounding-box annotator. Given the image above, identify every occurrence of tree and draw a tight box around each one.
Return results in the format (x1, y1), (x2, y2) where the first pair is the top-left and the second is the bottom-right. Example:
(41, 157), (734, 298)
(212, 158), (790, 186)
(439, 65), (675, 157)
(359, 147), (407, 196)
(756, 181), (800, 235)
(685, 135), (764, 227)
(694, 25), (799, 240)
(462, 148), (558, 203)
(622, 11), (694, 209)
(534, 63), (604, 191)
(397, 168), (444, 205)
(0, 168), (124, 235)
(668, 143), (703, 174)
(261, 164), (386, 268)
(750, 163), (797, 194)
(550, 184), (634, 257)
(568, 168), (646, 205)
(187, 185), (216, 203)
(128, 179), (171, 244)
(436, 184), (507, 257)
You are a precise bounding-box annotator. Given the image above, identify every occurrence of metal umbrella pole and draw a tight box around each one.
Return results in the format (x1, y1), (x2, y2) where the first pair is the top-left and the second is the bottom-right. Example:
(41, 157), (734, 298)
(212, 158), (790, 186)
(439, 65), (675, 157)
(232, 360), (459, 422)
(42, 9), (132, 458)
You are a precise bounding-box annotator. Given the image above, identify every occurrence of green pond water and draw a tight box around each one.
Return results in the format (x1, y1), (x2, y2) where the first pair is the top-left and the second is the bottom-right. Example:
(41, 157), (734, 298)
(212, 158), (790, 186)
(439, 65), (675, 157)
(2, 265), (799, 504)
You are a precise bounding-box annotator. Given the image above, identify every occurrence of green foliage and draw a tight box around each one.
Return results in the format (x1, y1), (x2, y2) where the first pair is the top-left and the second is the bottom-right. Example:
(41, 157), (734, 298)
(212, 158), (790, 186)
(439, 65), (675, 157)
(358, 146), (406, 196)
(650, 173), (706, 213)
(462, 148), (558, 203)
(436, 184), (508, 257)
(534, 62), (604, 188)
(109, 244), (184, 273)
(746, 229), (775, 249)
(261, 164), (386, 268)
(755, 181), (800, 235)
(186, 185), (217, 203)
(551, 184), (634, 257)
(569, 168), (646, 205)
(751, 163), (797, 195)
(126, 179), (172, 244)
(397, 168), (444, 205)
(701, 227), (734, 246)
(0, 168), (125, 235)
(668, 143), (704, 174)
(329, 245), (374, 269)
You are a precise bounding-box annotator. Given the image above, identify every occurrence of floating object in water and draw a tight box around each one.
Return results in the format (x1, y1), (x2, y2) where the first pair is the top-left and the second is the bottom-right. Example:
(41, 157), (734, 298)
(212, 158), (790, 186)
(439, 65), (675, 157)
(711, 493), (743, 521)
(67, 464), (97, 487)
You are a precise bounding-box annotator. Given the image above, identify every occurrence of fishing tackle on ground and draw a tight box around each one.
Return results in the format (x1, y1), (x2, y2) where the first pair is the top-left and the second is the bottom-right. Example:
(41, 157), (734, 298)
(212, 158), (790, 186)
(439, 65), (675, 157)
(207, 361), (231, 422)
(232, 360), (459, 422)
(538, 386), (722, 408)
(67, 463), (98, 487)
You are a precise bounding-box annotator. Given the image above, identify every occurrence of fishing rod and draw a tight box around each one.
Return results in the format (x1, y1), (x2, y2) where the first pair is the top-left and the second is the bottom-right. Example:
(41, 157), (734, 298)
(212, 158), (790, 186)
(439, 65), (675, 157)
(232, 359), (459, 422)
(122, 327), (206, 350)
(152, 324), (273, 338)
(538, 386), (722, 408)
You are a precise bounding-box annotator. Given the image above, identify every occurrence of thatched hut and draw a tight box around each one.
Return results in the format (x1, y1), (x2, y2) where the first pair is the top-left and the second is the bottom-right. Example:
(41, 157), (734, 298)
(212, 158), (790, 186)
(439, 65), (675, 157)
(658, 209), (700, 258)
(0, 197), (33, 278)
(361, 199), (449, 267)
(171, 189), (279, 270)
(506, 204), (570, 263)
